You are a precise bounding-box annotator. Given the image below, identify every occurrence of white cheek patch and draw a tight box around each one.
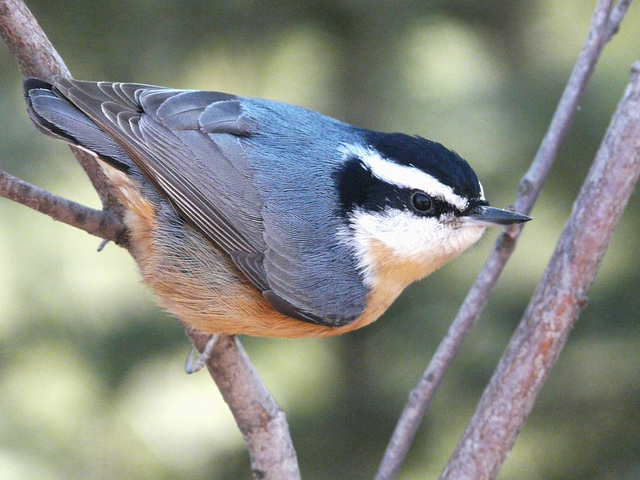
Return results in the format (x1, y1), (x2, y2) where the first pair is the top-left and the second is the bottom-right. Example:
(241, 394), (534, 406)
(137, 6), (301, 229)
(340, 144), (470, 211)
(351, 208), (485, 258)
(343, 208), (486, 286)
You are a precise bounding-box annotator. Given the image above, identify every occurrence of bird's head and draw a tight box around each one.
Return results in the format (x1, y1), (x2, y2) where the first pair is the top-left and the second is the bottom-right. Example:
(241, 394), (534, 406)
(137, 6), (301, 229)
(334, 133), (530, 290)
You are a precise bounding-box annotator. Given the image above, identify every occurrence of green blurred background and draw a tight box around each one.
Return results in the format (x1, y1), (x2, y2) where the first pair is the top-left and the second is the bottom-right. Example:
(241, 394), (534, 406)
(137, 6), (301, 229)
(1, 1), (639, 479)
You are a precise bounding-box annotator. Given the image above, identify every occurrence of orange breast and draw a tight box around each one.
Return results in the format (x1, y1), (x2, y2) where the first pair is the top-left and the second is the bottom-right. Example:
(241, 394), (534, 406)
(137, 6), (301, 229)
(101, 162), (386, 338)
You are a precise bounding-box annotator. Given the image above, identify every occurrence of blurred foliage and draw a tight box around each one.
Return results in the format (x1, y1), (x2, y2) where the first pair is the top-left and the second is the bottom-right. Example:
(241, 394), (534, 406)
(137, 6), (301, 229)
(1, 0), (639, 479)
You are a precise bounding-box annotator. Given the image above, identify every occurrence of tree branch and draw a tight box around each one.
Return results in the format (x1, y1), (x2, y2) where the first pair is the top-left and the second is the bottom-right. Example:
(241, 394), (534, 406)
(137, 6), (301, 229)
(375, 1), (634, 478)
(190, 332), (301, 479)
(440, 58), (640, 480)
(0, 168), (125, 244)
(0, 0), (125, 214)
(0, 0), (68, 78)
(0, 1), (299, 478)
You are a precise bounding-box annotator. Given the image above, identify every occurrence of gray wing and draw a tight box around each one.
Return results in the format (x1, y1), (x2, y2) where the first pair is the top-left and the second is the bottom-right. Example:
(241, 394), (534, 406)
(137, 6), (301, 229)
(48, 77), (359, 324)
(53, 77), (263, 257)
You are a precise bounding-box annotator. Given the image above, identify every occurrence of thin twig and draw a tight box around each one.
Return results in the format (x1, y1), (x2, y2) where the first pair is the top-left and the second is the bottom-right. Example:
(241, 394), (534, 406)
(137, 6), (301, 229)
(0, 168), (124, 243)
(440, 59), (640, 480)
(375, 1), (632, 478)
(606, 0), (634, 37)
(516, 0), (630, 214)
(0, 1), (300, 477)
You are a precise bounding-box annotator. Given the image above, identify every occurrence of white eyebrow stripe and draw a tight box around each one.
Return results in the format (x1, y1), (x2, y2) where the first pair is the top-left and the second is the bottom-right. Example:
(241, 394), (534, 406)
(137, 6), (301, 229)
(341, 144), (469, 211)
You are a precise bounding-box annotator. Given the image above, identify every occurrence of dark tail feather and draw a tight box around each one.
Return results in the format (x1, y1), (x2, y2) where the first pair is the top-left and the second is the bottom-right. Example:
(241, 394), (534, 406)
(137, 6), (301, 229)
(23, 77), (131, 172)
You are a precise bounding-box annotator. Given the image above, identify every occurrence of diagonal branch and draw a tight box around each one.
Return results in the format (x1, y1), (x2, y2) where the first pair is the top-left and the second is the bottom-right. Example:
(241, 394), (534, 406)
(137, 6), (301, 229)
(440, 58), (640, 480)
(375, 0), (634, 478)
(0, 0), (68, 78)
(190, 331), (301, 479)
(0, 1), (300, 478)
(0, 0), (125, 214)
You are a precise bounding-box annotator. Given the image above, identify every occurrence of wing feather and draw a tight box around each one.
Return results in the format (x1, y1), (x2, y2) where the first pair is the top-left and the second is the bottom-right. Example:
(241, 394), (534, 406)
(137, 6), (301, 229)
(56, 77), (264, 257)
(45, 76), (369, 325)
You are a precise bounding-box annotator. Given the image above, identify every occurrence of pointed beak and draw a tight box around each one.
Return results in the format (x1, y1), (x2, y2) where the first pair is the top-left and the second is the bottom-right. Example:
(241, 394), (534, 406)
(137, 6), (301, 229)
(464, 205), (531, 227)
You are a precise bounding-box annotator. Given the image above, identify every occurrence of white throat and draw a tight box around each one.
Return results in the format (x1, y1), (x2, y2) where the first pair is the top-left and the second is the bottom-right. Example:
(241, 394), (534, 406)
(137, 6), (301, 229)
(344, 207), (486, 289)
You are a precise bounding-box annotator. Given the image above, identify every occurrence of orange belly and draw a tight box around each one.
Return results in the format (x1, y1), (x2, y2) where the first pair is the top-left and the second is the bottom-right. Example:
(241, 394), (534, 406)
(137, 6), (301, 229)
(103, 164), (384, 338)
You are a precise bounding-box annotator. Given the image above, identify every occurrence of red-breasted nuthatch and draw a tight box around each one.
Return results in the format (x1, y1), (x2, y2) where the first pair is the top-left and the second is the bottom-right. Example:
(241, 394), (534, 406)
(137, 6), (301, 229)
(23, 77), (530, 339)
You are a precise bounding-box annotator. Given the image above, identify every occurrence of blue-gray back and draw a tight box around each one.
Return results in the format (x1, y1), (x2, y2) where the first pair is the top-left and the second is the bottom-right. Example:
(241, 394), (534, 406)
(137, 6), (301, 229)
(26, 77), (369, 324)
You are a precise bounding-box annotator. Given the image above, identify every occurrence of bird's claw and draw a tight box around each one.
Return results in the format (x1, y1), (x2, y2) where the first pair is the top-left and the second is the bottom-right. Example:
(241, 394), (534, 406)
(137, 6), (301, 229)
(184, 334), (219, 374)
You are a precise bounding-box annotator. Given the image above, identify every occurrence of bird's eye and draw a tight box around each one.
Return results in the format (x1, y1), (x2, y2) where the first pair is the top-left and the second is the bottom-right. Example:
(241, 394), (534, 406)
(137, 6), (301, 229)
(411, 191), (433, 213)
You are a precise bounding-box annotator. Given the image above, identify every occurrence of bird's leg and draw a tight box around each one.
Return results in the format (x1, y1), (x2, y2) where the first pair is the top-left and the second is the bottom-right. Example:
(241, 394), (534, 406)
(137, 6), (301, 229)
(185, 334), (219, 374)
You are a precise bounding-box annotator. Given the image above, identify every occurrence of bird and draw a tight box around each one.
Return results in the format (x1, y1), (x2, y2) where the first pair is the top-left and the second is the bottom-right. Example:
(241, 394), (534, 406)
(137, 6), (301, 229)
(23, 76), (530, 341)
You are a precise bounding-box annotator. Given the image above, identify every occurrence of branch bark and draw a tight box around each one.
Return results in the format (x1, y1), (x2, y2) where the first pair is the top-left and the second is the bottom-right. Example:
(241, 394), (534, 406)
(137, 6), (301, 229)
(375, 1), (634, 478)
(0, 0), (127, 216)
(0, 1), (300, 478)
(190, 332), (301, 479)
(0, 168), (125, 244)
(440, 59), (640, 480)
(0, 0), (68, 78)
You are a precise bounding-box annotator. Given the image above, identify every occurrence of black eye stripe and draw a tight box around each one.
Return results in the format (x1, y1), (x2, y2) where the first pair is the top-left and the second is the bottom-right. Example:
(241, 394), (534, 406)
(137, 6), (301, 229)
(364, 131), (484, 201)
(334, 156), (469, 219)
